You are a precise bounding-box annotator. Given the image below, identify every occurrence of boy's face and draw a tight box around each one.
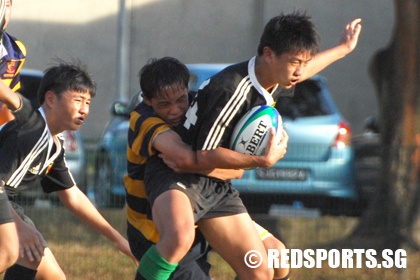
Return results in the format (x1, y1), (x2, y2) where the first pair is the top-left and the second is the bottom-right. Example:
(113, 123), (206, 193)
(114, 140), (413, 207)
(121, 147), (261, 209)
(144, 84), (189, 127)
(268, 49), (312, 89)
(49, 90), (91, 133)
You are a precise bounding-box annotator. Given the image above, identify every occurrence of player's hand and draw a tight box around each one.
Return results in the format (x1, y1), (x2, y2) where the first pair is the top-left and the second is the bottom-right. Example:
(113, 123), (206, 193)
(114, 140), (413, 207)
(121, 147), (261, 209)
(112, 237), (139, 266)
(339, 18), (362, 53)
(16, 220), (45, 262)
(260, 128), (288, 167)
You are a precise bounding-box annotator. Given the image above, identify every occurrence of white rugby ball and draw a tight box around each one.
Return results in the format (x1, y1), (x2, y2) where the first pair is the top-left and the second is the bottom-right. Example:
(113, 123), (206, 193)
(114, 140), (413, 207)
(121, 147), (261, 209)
(230, 105), (282, 155)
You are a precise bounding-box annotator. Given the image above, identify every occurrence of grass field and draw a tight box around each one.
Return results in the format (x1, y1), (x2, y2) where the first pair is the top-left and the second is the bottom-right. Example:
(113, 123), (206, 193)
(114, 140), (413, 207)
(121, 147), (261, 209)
(1, 205), (420, 280)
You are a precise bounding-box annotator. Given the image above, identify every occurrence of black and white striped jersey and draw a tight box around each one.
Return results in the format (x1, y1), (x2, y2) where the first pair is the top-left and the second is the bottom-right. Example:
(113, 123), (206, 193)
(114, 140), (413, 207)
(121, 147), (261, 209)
(0, 95), (75, 198)
(177, 56), (294, 151)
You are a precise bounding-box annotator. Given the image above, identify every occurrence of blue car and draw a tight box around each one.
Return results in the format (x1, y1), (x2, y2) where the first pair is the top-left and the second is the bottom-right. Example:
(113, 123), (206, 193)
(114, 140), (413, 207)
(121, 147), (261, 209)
(232, 76), (357, 215)
(92, 64), (358, 215)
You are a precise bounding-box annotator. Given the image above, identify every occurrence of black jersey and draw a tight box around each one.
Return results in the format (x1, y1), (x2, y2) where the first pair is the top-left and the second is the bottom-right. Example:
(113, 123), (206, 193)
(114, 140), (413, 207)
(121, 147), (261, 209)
(177, 56), (294, 151)
(0, 95), (75, 198)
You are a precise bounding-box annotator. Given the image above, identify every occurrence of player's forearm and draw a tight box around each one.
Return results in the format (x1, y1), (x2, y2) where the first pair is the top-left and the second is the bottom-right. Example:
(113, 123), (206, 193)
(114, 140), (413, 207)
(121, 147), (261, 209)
(300, 45), (350, 81)
(58, 187), (121, 241)
(196, 148), (271, 170)
(58, 187), (136, 264)
(301, 18), (361, 81)
(57, 188), (113, 240)
(154, 130), (199, 169)
(204, 168), (244, 180)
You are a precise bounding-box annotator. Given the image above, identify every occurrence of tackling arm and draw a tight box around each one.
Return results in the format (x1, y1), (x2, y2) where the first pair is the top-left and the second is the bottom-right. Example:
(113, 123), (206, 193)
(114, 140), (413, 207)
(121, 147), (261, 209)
(153, 129), (244, 179)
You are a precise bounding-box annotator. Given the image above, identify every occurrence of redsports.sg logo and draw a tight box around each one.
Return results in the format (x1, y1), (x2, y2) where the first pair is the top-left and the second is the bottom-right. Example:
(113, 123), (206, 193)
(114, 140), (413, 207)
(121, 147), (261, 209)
(244, 249), (407, 269)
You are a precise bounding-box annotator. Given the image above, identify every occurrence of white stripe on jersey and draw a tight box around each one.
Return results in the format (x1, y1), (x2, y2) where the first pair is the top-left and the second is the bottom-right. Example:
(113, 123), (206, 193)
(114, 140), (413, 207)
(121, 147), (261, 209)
(6, 126), (50, 188)
(203, 76), (251, 150)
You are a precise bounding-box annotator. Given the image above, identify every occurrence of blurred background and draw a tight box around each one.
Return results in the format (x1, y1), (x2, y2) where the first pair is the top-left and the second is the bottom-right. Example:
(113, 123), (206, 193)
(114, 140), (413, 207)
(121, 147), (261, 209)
(5, 1), (415, 279)
(10, 0), (394, 137)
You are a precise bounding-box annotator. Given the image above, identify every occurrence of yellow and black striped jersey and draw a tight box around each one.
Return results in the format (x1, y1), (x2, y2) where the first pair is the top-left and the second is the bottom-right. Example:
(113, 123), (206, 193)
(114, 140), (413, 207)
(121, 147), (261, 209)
(125, 102), (171, 243)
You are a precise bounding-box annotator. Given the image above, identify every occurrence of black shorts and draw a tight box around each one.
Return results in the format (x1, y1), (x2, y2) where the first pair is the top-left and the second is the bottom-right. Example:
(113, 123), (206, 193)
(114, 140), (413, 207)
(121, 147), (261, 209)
(144, 156), (247, 222)
(10, 201), (47, 247)
(0, 184), (13, 224)
(127, 222), (212, 280)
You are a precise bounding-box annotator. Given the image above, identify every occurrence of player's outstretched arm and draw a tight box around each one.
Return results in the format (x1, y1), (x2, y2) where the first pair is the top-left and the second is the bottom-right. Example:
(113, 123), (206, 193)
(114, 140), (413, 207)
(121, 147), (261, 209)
(301, 18), (362, 81)
(56, 186), (139, 266)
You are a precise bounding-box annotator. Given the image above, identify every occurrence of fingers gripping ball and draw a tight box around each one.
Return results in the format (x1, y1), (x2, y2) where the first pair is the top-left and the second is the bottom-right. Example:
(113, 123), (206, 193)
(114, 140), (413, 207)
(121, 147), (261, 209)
(230, 105), (282, 155)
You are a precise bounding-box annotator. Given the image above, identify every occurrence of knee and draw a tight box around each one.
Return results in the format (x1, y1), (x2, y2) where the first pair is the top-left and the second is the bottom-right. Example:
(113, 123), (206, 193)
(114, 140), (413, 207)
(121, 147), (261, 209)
(158, 227), (195, 263)
(35, 266), (66, 280)
(263, 237), (290, 279)
(0, 249), (18, 272)
(249, 266), (274, 280)
(6, 250), (19, 268)
(166, 227), (195, 253)
(34, 254), (66, 280)
(264, 235), (287, 251)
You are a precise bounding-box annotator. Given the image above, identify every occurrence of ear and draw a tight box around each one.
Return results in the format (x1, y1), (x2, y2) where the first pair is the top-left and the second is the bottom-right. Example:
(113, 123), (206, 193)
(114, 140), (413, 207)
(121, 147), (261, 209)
(262, 46), (275, 62)
(43, 91), (56, 107)
(142, 94), (152, 106)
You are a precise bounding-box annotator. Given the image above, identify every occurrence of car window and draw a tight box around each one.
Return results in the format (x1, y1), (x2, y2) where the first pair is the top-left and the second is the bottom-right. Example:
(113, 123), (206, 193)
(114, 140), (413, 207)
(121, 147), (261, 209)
(276, 79), (335, 119)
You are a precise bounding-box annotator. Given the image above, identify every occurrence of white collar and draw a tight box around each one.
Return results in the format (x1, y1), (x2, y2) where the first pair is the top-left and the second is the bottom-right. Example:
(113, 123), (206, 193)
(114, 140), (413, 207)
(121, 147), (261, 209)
(248, 56), (277, 106)
(38, 107), (62, 173)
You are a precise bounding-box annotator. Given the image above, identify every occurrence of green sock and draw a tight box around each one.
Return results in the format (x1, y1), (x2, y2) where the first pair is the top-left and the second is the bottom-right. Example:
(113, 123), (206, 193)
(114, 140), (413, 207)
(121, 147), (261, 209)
(138, 245), (178, 280)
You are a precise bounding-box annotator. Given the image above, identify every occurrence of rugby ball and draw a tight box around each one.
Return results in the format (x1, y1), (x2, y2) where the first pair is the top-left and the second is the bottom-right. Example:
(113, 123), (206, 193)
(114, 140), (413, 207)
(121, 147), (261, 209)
(230, 105), (282, 155)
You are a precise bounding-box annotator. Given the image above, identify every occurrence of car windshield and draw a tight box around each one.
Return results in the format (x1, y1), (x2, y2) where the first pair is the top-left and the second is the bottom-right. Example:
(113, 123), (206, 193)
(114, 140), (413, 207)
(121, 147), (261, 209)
(275, 79), (335, 119)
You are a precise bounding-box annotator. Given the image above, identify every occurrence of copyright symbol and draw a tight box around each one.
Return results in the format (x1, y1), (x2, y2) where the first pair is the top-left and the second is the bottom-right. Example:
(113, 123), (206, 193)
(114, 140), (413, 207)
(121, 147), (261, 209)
(244, 250), (263, 268)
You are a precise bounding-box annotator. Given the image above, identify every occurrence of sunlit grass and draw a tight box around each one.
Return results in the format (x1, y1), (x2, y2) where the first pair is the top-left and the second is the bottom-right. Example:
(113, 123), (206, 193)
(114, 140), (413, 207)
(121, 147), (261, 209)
(1, 206), (419, 280)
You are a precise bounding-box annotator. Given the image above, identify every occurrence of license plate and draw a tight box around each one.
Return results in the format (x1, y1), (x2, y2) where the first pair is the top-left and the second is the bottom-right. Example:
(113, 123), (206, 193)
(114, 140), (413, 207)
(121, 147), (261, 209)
(255, 168), (307, 181)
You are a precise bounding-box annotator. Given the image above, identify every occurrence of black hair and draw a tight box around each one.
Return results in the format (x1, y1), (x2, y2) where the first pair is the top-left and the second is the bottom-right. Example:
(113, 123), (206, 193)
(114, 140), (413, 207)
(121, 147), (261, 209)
(38, 59), (97, 105)
(139, 57), (189, 100)
(257, 11), (320, 57)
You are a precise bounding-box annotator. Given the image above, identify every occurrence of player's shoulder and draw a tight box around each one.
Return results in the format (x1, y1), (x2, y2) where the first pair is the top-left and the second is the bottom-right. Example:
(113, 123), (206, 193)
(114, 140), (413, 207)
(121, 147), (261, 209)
(12, 95), (40, 123)
(132, 102), (153, 118)
(200, 61), (249, 97)
(130, 102), (168, 131)
(214, 60), (248, 79)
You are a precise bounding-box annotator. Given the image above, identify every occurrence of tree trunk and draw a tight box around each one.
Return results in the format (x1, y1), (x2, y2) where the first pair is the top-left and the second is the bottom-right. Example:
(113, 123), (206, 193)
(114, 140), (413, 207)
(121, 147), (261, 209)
(320, 0), (420, 252)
